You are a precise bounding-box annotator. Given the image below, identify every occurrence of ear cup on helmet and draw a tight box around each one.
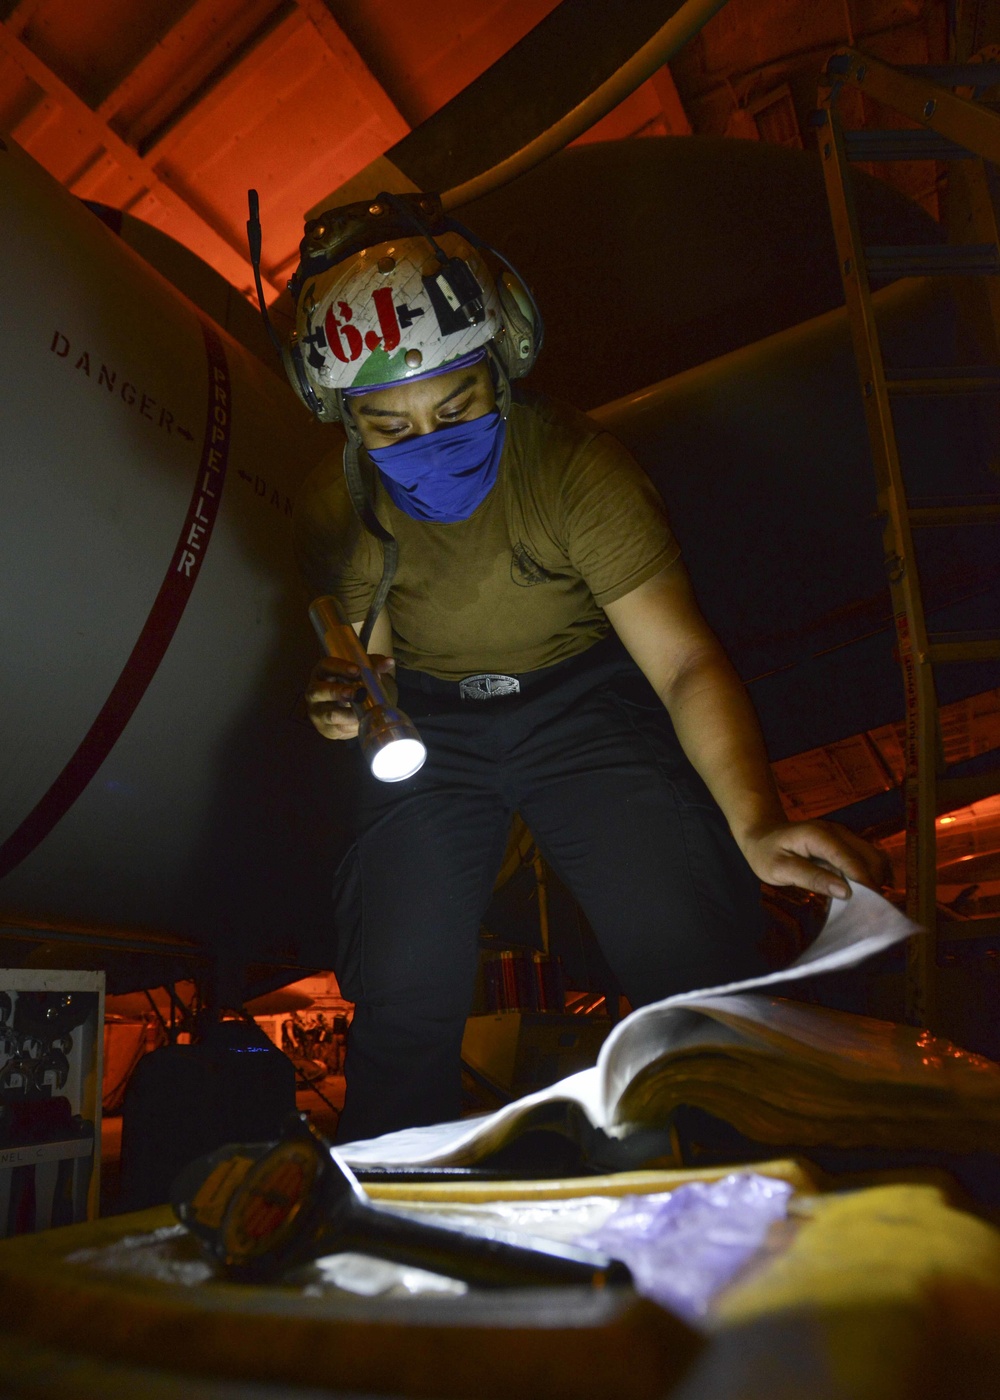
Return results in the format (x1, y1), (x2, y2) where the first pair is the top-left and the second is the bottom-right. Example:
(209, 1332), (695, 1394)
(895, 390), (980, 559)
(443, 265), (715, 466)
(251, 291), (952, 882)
(283, 336), (338, 421)
(495, 269), (539, 380)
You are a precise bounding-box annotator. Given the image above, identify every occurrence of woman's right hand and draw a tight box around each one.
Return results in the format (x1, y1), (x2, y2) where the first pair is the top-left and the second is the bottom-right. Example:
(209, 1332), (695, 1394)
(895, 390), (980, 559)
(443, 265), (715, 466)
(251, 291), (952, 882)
(305, 655), (396, 740)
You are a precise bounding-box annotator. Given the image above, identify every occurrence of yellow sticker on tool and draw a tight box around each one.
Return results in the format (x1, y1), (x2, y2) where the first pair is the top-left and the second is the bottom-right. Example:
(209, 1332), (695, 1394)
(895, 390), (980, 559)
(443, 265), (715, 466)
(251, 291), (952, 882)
(190, 1155), (256, 1229)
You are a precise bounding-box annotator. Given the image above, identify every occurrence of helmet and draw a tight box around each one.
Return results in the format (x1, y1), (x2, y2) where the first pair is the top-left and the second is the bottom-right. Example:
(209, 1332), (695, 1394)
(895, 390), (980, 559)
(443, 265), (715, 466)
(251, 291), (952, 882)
(297, 230), (499, 394)
(282, 193), (541, 423)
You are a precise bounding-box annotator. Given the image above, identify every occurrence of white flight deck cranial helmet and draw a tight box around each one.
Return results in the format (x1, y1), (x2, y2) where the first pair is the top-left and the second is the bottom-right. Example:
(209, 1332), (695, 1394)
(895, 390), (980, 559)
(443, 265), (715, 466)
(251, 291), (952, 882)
(283, 192), (540, 423)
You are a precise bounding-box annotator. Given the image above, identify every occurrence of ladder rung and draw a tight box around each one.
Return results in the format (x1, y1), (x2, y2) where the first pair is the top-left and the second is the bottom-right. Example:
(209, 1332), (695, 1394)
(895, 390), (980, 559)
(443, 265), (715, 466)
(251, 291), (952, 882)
(899, 64), (1000, 88)
(937, 769), (1000, 809)
(909, 504), (1000, 525)
(885, 365), (1000, 394)
(844, 129), (975, 161)
(925, 636), (1000, 663)
(864, 244), (1000, 277)
(937, 914), (1000, 944)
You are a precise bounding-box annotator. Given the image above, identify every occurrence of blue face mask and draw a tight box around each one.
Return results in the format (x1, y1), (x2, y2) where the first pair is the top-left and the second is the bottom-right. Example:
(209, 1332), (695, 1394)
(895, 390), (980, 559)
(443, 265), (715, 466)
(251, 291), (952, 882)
(367, 411), (506, 523)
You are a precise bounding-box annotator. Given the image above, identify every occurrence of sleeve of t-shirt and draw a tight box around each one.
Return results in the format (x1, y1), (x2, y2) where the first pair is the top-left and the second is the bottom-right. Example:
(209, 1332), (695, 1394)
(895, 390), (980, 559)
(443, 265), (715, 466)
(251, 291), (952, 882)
(292, 451), (381, 623)
(559, 430), (681, 606)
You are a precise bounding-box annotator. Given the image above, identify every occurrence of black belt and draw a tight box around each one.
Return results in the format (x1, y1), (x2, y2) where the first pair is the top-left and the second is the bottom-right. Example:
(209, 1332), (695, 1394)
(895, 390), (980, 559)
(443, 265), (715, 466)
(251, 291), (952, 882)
(396, 633), (623, 703)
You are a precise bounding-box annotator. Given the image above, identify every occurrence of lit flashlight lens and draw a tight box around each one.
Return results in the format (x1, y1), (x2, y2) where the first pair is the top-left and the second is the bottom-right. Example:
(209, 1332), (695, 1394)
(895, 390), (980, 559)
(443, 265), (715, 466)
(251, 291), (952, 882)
(370, 737), (426, 782)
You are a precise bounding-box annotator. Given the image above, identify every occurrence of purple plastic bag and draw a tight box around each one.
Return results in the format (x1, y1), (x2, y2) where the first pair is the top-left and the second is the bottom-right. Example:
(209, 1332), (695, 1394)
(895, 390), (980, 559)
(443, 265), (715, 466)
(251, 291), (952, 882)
(576, 1171), (793, 1324)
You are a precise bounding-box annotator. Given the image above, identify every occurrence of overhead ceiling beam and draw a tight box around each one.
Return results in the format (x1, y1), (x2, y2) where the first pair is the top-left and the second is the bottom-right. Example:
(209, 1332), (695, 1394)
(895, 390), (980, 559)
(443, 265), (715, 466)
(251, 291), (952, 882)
(95, 0), (285, 142)
(109, 0), (407, 162)
(0, 22), (278, 295)
(293, 0), (408, 143)
(139, 8), (325, 159)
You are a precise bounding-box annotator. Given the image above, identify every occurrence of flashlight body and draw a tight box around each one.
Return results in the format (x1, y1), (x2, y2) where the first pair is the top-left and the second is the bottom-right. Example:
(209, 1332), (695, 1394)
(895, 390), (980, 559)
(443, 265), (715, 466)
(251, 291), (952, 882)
(308, 596), (427, 782)
(308, 596), (390, 717)
(173, 1115), (632, 1289)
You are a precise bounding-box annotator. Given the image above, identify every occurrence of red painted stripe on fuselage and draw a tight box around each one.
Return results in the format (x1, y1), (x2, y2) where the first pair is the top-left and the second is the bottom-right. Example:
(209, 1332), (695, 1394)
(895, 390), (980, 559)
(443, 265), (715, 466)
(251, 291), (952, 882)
(0, 320), (233, 880)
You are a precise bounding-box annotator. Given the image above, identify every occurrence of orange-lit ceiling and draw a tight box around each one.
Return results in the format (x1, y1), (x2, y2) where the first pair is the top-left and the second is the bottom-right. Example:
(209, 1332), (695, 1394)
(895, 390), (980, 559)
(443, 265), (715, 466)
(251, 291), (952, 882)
(0, 0), (953, 302)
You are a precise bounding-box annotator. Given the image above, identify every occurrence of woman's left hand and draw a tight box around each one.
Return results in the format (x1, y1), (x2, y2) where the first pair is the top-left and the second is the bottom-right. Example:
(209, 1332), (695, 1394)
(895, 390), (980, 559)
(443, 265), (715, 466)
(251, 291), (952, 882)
(738, 820), (889, 899)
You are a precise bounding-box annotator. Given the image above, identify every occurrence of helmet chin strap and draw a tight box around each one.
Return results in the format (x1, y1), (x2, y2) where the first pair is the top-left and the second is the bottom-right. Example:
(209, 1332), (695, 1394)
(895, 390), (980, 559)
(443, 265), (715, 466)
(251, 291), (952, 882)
(336, 395), (398, 651)
(486, 345), (512, 423)
(336, 356), (509, 651)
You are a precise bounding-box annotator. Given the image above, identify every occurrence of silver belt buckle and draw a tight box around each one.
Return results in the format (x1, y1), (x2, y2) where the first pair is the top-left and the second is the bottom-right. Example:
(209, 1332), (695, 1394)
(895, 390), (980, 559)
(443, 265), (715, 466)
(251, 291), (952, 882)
(459, 672), (521, 701)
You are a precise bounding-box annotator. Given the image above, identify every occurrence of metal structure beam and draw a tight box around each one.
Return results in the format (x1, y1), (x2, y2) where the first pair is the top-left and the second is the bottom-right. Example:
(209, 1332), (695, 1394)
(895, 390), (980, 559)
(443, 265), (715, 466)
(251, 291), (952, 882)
(94, 0), (285, 141)
(293, 0), (408, 144)
(0, 21), (278, 295)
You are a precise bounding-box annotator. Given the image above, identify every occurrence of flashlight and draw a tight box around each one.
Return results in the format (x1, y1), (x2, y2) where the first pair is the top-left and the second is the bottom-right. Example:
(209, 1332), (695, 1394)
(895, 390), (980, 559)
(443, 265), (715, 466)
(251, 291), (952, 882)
(173, 1113), (632, 1288)
(309, 596), (426, 783)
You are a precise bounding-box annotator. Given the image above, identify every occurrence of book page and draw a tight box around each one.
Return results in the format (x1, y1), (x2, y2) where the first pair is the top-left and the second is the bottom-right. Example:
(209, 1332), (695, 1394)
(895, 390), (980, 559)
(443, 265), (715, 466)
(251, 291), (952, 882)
(340, 1067), (606, 1168)
(339, 882), (916, 1167)
(597, 881), (917, 1118)
(666, 993), (1000, 1094)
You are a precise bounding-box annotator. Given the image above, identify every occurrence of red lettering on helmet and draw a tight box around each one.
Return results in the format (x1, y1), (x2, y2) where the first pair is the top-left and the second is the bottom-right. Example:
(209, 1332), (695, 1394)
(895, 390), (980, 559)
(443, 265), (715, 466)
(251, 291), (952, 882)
(324, 300), (363, 362)
(371, 288), (402, 353)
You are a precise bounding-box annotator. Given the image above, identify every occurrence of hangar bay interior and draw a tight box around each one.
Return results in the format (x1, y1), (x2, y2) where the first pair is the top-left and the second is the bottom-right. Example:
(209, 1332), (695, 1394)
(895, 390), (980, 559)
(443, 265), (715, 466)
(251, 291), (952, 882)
(2, 2), (1000, 1397)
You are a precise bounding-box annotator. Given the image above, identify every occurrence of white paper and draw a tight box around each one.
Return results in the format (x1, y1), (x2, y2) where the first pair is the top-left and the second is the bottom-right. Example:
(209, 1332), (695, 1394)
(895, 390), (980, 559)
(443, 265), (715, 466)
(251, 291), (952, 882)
(596, 880), (917, 1112)
(339, 1067), (602, 1168)
(339, 882), (918, 1168)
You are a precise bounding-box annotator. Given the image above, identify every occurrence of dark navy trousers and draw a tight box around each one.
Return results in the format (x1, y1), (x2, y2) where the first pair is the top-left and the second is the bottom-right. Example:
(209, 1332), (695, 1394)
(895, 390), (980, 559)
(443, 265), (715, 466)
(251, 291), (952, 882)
(331, 633), (766, 1143)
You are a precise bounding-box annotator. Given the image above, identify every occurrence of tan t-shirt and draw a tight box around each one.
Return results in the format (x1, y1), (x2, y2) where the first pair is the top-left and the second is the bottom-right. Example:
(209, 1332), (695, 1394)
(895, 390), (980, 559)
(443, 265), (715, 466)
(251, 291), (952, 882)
(294, 394), (680, 680)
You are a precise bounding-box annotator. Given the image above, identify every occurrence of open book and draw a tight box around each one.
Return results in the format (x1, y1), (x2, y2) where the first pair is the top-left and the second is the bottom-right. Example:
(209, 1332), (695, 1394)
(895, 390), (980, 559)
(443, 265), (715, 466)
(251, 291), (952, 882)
(340, 885), (1000, 1168)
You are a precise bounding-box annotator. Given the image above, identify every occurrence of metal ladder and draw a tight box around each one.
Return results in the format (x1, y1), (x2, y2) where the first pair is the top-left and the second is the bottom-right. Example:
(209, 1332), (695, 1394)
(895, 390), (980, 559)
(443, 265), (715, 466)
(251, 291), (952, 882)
(816, 49), (1000, 1026)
